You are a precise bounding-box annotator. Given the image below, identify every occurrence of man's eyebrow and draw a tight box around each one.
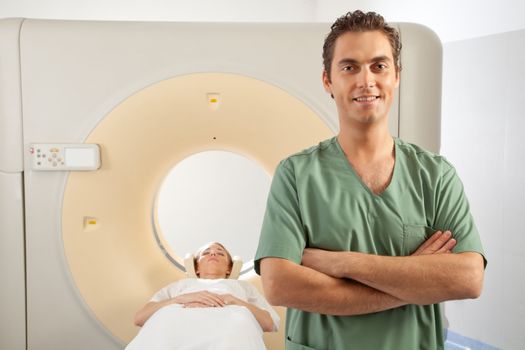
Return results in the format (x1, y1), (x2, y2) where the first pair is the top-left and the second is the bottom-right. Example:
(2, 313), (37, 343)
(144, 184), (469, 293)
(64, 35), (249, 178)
(337, 58), (359, 66)
(337, 56), (393, 66)
(371, 55), (392, 63)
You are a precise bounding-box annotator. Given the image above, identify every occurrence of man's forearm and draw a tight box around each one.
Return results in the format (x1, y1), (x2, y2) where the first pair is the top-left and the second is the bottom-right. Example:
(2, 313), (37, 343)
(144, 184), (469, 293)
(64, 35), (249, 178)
(260, 258), (406, 316)
(343, 252), (484, 304)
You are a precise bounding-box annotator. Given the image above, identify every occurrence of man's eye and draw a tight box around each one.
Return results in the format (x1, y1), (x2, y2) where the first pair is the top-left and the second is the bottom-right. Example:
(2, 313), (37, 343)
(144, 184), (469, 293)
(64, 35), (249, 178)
(218, 252), (225, 256)
(375, 63), (387, 70)
(342, 66), (354, 71)
(202, 252), (209, 255)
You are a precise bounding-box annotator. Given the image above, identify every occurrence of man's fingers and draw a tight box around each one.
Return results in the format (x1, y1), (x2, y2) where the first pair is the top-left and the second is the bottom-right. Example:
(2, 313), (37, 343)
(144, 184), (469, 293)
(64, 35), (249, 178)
(429, 230), (452, 252)
(412, 231), (442, 255)
(412, 230), (456, 256)
(436, 238), (456, 254)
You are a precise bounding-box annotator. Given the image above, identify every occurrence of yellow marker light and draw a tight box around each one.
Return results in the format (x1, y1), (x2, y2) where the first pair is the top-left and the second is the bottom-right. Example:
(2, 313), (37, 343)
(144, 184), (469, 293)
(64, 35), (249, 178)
(83, 216), (100, 232)
(207, 93), (221, 110)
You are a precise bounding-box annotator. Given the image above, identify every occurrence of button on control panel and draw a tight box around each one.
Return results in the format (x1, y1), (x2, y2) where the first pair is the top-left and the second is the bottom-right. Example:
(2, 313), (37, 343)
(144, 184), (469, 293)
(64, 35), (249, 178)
(30, 144), (101, 171)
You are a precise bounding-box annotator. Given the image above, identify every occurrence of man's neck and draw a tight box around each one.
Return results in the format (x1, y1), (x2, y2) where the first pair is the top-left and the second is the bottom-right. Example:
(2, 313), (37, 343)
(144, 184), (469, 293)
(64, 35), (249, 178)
(337, 122), (396, 195)
(337, 123), (393, 163)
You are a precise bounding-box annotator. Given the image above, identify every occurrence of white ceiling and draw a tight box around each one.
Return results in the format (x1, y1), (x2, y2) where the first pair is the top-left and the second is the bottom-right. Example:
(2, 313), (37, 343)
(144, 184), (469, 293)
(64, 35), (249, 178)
(0, 0), (524, 43)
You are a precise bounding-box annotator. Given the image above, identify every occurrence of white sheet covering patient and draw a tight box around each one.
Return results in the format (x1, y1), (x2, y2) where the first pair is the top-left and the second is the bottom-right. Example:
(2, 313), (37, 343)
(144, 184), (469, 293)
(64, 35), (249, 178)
(126, 242), (279, 350)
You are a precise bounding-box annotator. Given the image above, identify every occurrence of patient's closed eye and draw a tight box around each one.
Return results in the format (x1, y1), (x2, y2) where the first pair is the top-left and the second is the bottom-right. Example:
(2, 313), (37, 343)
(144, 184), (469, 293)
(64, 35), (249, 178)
(203, 250), (225, 256)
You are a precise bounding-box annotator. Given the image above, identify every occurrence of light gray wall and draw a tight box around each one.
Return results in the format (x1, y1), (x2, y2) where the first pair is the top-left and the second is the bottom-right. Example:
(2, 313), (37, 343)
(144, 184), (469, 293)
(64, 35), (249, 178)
(442, 29), (525, 350)
(1, 0), (525, 43)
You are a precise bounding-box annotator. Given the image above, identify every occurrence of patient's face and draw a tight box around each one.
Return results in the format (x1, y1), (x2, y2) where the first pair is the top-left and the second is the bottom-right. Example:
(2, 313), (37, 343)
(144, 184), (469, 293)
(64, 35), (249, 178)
(195, 243), (232, 279)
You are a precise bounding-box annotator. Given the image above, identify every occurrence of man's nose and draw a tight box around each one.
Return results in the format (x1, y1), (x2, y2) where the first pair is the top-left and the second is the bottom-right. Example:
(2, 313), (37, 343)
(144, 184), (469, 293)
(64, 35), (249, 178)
(357, 68), (375, 89)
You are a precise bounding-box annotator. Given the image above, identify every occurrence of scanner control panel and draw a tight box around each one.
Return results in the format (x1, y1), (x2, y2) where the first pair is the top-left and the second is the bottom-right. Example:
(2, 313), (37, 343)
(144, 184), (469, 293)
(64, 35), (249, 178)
(30, 144), (101, 171)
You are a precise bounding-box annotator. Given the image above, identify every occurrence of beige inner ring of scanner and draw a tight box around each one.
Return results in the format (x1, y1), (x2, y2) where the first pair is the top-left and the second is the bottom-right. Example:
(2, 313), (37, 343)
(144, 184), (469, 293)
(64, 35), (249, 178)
(61, 72), (333, 347)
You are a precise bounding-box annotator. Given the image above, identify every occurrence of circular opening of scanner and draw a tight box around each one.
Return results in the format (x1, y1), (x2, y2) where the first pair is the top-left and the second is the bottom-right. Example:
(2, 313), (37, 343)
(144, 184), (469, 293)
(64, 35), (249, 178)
(153, 150), (271, 275)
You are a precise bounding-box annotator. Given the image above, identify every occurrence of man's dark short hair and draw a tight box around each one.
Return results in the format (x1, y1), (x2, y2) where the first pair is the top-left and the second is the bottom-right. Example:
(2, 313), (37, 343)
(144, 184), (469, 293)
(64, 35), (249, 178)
(323, 10), (402, 81)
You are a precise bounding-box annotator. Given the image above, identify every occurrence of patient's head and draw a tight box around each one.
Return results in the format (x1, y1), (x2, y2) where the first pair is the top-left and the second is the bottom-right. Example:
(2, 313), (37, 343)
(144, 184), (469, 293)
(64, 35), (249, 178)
(194, 242), (233, 279)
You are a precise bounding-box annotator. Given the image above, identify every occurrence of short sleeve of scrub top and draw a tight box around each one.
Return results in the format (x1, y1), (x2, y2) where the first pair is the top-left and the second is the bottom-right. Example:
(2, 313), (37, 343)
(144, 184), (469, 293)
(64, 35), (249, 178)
(254, 159), (305, 273)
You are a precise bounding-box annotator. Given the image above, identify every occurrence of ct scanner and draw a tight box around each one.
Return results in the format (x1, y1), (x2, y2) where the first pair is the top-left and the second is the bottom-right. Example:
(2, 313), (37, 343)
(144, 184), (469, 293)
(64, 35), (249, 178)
(0, 18), (441, 350)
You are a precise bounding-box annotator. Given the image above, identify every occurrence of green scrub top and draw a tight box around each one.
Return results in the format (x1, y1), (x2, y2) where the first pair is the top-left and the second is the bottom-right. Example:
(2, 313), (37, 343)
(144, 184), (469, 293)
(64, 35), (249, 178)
(255, 137), (486, 350)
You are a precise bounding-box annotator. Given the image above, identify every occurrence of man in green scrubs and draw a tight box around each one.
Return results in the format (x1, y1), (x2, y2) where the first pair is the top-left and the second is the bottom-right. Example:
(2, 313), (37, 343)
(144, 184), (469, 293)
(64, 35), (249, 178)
(255, 10), (486, 350)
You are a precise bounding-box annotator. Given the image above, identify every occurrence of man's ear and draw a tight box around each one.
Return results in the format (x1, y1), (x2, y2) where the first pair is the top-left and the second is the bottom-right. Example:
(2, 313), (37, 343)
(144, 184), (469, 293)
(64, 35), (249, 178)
(394, 70), (400, 88)
(322, 70), (334, 99)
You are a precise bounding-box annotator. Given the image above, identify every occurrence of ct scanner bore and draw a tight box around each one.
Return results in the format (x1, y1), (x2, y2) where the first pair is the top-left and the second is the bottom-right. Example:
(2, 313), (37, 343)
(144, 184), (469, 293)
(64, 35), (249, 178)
(154, 150), (272, 274)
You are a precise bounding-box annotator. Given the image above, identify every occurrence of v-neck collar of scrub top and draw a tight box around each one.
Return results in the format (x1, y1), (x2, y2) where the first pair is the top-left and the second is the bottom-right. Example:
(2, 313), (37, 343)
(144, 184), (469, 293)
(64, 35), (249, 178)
(334, 136), (399, 199)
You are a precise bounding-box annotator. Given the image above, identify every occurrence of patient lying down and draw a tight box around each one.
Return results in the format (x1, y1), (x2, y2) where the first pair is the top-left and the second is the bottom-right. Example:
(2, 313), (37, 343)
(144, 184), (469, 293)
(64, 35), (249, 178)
(126, 242), (279, 350)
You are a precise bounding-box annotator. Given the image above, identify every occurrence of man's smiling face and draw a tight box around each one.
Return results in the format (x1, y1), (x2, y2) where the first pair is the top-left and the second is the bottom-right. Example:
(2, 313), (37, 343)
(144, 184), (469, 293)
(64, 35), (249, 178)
(323, 30), (400, 127)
